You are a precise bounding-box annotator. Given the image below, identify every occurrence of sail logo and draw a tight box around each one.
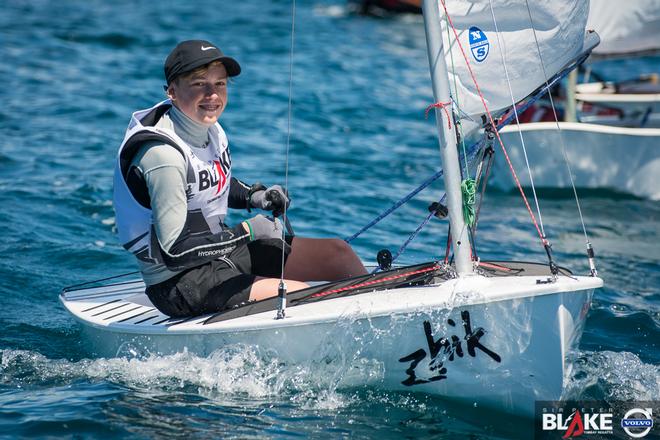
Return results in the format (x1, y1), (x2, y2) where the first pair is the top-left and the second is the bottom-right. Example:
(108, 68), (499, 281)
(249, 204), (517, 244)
(468, 26), (489, 62)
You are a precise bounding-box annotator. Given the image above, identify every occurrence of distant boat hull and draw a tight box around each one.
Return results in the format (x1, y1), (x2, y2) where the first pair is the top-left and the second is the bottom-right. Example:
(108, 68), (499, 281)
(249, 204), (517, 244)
(493, 122), (660, 200)
(576, 80), (660, 127)
(61, 264), (601, 416)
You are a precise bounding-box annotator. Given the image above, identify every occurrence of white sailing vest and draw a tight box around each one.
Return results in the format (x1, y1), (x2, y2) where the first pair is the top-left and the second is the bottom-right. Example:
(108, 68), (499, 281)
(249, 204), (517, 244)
(113, 100), (233, 277)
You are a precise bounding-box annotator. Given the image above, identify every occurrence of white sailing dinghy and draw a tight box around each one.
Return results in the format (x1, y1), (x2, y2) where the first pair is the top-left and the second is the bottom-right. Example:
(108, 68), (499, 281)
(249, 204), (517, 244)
(494, 0), (660, 198)
(494, 122), (660, 199)
(61, 0), (603, 416)
(577, 0), (660, 128)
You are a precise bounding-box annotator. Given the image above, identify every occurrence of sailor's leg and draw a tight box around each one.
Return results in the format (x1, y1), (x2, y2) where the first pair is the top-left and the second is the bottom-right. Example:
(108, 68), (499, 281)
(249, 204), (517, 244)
(248, 277), (309, 301)
(284, 237), (367, 281)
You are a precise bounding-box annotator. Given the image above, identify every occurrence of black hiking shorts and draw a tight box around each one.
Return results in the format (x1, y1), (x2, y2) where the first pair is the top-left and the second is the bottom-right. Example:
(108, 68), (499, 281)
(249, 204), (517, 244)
(146, 237), (293, 318)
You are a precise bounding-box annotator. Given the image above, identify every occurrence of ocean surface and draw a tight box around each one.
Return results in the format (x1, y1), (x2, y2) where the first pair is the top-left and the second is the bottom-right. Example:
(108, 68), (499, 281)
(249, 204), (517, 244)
(1, 1), (658, 438)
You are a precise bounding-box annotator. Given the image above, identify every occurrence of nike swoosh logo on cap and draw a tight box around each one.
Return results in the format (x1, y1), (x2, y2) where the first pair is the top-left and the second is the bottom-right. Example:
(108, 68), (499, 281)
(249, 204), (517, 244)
(200, 46), (215, 51)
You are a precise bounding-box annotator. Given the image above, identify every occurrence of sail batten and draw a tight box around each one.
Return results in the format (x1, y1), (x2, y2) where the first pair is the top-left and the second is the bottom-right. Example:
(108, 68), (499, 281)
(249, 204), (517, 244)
(441, 0), (589, 118)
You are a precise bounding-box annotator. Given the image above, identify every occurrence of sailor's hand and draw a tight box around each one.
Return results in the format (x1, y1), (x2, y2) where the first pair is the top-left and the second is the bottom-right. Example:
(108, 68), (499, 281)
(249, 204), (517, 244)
(243, 214), (283, 241)
(250, 185), (290, 217)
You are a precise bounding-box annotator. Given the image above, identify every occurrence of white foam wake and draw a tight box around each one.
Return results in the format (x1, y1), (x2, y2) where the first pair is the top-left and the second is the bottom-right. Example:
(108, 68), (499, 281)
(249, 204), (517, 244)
(564, 350), (660, 400)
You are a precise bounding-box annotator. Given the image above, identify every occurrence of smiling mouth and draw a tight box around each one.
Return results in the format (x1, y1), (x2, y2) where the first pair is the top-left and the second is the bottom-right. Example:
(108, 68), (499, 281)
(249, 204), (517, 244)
(199, 104), (221, 112)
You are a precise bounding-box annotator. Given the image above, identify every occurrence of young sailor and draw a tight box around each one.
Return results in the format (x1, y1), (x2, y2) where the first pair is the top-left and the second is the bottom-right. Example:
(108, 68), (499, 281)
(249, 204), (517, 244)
(113, 40), (367, 318)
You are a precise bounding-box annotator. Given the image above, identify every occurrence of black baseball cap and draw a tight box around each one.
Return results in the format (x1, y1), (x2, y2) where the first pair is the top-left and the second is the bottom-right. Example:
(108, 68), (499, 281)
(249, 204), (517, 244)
(164, 40), (241, 84)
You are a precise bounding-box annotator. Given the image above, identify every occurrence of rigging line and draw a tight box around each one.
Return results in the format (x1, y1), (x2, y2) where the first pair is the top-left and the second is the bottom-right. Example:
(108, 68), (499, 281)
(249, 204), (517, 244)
(345, 138), (485, 246)
(280, 0), (296, 282)
(425, 102), (452, 128)
(487, 0), (546, 237)
(442, 9), (469, 173)
(451, 96), (478, 123)
(470, 142), (492, 239)
(343, 59), (578, 244)
(443, 225), (452, 265)
(391, 201), (444, 265)
(61, 271), (141, 292)
(473, 144), (494, 236)
(523, 0), (592, 248)
(310, 264), (440, 300)
(343, 167), (446, 243)
(438, 0), (547, 248)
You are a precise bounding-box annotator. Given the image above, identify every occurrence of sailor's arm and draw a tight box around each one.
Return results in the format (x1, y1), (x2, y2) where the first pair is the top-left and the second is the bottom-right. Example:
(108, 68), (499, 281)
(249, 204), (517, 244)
(228, 177), (251, 209)
(138, 144), (250, 271)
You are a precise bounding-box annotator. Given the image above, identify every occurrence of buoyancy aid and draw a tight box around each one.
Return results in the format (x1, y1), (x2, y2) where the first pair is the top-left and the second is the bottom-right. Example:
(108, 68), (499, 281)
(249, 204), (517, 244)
(113, 100), (250, 284)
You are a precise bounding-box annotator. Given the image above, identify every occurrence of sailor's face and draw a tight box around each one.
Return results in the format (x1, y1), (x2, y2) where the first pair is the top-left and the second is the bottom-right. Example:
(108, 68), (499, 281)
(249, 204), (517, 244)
(168, 62), (228, 126)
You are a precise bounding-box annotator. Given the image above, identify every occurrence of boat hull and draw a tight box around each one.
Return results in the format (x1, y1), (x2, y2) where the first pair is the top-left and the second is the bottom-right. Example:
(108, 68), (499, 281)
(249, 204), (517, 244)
(62, 272), (601, 416)
(493, 122), (660, 199)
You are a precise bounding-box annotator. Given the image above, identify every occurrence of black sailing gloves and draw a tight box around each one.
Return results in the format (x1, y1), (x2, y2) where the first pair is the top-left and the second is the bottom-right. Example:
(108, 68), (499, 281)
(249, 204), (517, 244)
(244, 183), (290, 241)
(243, 214), (283, 241)
(248, 184), (290, 217)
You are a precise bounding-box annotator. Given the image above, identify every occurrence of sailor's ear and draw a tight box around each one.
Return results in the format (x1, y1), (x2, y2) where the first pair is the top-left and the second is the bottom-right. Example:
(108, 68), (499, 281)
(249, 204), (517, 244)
(165, 84), (176, 101)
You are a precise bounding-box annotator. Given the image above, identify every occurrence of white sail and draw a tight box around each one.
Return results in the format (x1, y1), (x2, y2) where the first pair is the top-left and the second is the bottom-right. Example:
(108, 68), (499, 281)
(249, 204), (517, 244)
(587, 0), (660, 58)
(440, 0), (589, 118)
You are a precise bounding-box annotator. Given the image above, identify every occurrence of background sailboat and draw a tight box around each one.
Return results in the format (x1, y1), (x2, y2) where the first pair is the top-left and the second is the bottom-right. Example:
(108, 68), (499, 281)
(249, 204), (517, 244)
(577, 0), (660, 128)
(492, 0), (660, 199)
(60, 0), (602, 418)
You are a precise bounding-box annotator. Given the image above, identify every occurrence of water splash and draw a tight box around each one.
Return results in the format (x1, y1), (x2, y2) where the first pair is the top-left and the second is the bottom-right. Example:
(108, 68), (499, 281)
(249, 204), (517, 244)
(0, 347), (355, 411)
(564, 350), (660, 401)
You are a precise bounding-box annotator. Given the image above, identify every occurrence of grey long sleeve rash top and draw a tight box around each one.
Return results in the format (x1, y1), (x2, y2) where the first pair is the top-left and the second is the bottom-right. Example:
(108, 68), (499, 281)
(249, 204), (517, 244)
(129, 105), (251, 285)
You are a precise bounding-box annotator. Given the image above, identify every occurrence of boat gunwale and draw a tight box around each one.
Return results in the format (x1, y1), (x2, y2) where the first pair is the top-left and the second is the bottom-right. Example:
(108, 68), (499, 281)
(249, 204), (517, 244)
(500, 121), (660, 135)
(60, 273), (603, 336)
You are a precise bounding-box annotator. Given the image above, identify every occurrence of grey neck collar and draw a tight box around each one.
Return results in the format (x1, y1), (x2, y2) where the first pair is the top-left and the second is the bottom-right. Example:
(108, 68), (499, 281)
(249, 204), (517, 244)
(169, 104), (211, 149)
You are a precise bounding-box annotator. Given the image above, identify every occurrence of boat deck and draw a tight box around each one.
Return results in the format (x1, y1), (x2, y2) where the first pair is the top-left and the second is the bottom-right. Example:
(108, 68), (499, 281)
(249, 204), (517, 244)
(60, 260), (572, 330)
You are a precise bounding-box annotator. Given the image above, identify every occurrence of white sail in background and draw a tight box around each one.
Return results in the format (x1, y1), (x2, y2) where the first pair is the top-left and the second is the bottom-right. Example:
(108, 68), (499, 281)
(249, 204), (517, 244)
(587, 0), (660, 58)
(440, 0), (589, 118)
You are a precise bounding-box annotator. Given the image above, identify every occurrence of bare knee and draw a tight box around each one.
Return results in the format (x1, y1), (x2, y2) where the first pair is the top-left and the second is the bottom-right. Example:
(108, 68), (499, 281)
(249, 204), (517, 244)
(327, 238), (353, 258)
(285, 237), (366, 281)
(325, 238), (366, 277)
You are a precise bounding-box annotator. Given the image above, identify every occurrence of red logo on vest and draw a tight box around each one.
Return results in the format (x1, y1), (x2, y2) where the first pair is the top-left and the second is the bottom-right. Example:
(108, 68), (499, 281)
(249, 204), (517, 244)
(214, 160), (226, 193)
(198, 161), (227, 193)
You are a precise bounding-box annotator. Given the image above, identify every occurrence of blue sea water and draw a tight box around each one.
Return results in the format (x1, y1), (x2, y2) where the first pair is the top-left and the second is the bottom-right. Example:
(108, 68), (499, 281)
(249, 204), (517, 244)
(1, 1), (659, 438)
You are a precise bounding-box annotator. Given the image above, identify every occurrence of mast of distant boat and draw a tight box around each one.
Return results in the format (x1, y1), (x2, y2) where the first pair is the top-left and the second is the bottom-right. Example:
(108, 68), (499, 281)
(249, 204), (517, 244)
(421, 0), (473, 275)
